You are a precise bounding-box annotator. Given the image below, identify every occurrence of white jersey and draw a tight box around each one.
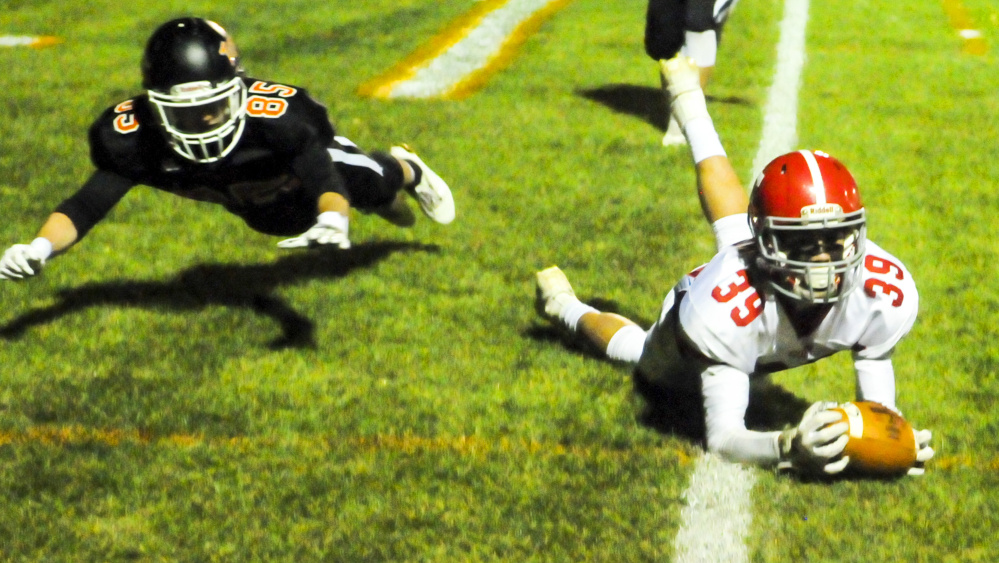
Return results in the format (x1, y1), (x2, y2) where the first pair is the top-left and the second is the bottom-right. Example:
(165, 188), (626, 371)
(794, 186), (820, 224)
(635, 238), (918, 465)
(679, 239), (918, 375)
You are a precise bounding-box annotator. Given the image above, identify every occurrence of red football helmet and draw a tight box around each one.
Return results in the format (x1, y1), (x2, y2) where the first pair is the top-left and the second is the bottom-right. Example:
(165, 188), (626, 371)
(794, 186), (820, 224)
(748, 150), (866, 303)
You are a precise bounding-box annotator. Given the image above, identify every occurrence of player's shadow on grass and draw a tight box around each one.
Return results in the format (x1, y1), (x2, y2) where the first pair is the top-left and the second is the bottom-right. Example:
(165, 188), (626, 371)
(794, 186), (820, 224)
(576, 84), (752, 131)
(0, 241), (437, 350)
(527, 297), (810, 445)
(634, 373), (812, 445)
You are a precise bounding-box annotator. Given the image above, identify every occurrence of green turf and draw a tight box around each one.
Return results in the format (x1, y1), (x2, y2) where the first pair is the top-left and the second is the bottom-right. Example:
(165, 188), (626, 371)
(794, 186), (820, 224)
(1, 0), (997, 560)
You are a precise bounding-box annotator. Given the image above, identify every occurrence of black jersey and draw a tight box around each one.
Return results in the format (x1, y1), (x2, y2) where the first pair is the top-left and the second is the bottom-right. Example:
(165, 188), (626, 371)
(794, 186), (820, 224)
(56, 78), (349, 237)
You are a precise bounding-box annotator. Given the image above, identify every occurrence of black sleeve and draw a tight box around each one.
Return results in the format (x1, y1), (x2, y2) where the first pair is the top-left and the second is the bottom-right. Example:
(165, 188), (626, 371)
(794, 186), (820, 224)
(53, 169), (135, 239)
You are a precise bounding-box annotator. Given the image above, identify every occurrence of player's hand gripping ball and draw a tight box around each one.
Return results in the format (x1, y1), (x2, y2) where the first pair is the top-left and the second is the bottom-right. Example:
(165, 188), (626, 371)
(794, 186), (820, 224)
(832, 401), (917, 476)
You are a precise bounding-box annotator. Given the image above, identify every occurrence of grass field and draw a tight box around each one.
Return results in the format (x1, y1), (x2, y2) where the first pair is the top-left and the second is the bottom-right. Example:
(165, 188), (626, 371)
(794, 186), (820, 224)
(2, 0), (998, 560)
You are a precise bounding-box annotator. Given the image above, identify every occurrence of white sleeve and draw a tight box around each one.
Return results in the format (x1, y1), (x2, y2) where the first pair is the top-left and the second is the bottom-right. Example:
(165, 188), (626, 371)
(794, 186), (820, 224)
(711, 213), (752, 251)
(701, 364), (782, 465)
(853, 355), (897, 412)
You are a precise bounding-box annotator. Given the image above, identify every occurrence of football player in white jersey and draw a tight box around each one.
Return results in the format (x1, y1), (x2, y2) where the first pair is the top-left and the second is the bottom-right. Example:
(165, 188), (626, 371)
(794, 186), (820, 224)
(536, 55), (934, 476)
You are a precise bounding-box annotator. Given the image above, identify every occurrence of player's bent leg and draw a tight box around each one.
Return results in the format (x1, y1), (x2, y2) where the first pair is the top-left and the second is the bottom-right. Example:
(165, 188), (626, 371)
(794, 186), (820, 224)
(660, 54), (728, 169)
(597, 318), (646, 363)
(536, 266), (644, 358)
(695, 155), (748, 226)
(390, 145), (455, 225)
(371, 192), (417, 227)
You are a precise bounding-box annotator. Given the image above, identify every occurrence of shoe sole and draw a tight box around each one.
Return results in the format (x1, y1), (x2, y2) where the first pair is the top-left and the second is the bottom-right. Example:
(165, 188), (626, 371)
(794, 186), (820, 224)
(391, 146), (456, 224)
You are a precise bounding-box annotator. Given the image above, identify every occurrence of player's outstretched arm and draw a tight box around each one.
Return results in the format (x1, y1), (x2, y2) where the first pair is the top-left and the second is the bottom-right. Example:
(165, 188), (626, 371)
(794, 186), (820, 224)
(277, 192), (352, 250)
(777, 401), (851, 475)
(700, 364), (836, 467)
(0, 212), (79, 281)
(853, 356), (933, 475)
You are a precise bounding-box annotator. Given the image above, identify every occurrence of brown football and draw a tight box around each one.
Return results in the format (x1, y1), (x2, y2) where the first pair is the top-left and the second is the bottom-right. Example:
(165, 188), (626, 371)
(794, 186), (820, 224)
(831, 401), (917, 475)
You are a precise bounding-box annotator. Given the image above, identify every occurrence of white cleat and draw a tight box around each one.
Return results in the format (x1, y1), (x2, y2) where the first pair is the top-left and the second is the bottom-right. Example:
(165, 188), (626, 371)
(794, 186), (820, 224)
(661, 116), (687, 147)
(660, 55), (702, 99)
(391, 145), (455, 225)
(535, 266), (577, 318)
(659, 55), (709, 129)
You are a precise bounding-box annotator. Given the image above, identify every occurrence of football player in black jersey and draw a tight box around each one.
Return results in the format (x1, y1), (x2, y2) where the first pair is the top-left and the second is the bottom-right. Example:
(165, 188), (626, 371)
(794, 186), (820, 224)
(645, 0), (739, 145)
(0, 17), (455, 281)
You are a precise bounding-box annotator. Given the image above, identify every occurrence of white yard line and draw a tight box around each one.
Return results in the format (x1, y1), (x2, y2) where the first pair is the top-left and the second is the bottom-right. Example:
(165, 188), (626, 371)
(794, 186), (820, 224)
(0, 35), (61, 48)
(390, 0), (553, 98)
(360, 0), (570, 99)
(673, 453), (756, 562)
(673, 1), (810, 562)
(751, 0), (811, 179)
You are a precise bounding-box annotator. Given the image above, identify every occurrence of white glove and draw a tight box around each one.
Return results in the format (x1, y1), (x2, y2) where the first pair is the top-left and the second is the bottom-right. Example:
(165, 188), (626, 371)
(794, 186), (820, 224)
(276, 211), (350, 249)
(778, 401), (851, 475)
(907, 428), (935, 476)
(0, 238), (53, 280)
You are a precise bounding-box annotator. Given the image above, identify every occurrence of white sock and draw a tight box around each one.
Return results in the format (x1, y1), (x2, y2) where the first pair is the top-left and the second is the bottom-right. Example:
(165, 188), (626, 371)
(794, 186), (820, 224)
(560, 299), (598, 331)
(683, 117), (726, 164)
(606, 324), (647, 364)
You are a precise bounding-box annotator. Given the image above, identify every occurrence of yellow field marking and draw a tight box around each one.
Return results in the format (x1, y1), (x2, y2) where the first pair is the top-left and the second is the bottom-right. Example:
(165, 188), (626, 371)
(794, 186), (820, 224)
(941, 0), (989, 55)
(358, 0), (573, 100)
(0, 424), (693, 464)
(4, 425), (990, 472)
(0, 35), (62, 48)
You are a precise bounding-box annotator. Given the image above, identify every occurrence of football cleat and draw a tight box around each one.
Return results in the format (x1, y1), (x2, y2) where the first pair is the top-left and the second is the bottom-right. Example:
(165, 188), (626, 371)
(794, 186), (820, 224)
(535, 266), (577, 319)
(390, 145), (455, 225)
(660, 54), (701, 99)
(661, 116), (687, 147)
(659, 55), (709, 129)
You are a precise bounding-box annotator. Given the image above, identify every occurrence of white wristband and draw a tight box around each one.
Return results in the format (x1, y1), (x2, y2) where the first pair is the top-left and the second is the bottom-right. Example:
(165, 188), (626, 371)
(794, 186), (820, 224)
(29, 237), (53, 260)
(684, 117), (727, 164)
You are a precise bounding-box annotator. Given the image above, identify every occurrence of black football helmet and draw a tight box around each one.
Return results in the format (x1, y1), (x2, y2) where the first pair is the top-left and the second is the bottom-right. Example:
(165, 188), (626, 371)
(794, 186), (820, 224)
(141, 18), (247, 163)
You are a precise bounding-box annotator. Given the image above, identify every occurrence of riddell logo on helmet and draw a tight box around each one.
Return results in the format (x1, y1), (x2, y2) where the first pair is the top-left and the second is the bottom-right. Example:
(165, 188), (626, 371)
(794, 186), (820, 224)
(800, 203), (842, 218)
